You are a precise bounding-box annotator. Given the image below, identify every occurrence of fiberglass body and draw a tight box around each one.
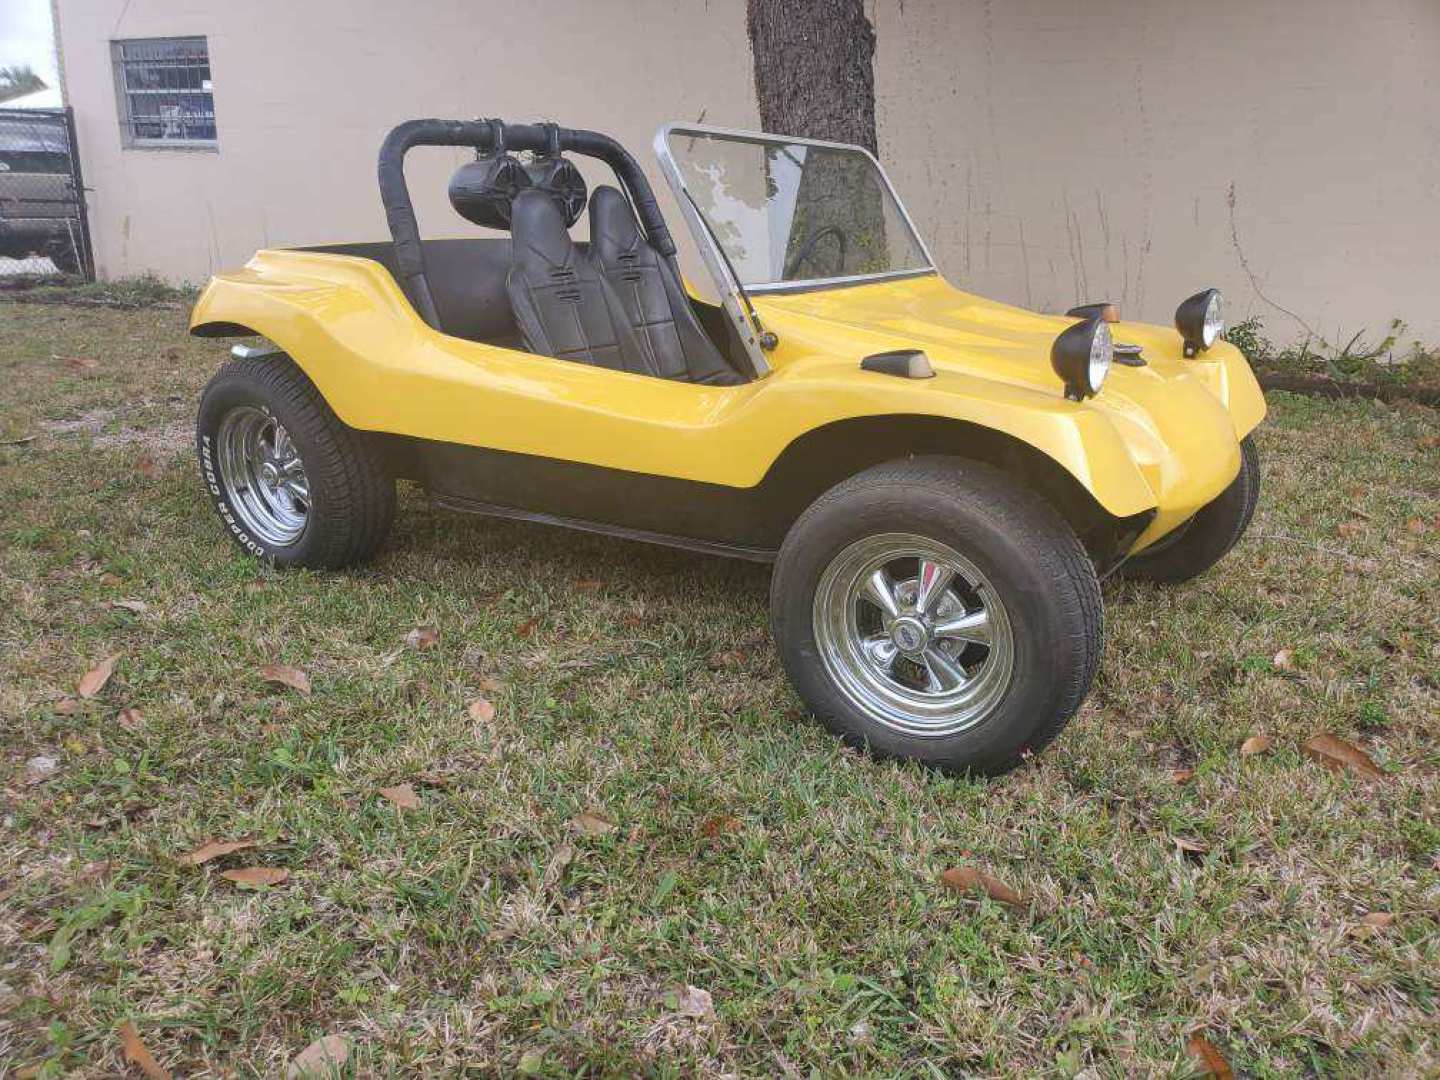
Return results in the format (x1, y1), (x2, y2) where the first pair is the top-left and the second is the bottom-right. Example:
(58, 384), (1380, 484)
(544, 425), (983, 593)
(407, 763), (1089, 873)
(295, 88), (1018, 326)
(189, 121), (1264, 567)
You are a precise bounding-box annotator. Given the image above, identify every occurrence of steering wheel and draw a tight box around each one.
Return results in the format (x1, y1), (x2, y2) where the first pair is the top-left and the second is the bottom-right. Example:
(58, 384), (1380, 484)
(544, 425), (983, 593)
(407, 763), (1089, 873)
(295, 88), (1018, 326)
(783, 225), (848, 280)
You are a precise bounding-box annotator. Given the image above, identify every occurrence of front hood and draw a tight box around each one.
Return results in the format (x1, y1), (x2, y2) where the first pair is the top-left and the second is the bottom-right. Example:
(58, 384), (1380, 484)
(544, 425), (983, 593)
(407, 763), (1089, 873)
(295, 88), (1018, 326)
(753, 272), (1195, 396)
(752, 272), (1263, 538)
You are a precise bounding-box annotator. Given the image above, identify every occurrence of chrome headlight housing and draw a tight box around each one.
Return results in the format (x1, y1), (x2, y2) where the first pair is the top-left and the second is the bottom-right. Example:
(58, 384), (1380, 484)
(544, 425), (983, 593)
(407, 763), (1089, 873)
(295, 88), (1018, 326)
(1051, 318), (1112, 401)
(1175, 288), (1224, 356)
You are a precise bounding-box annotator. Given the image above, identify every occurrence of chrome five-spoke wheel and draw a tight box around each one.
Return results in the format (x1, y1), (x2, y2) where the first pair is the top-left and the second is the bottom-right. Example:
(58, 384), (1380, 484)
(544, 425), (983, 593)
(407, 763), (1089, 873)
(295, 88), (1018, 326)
(215, 405), (311, 546)
(812, 532), (1014, 738)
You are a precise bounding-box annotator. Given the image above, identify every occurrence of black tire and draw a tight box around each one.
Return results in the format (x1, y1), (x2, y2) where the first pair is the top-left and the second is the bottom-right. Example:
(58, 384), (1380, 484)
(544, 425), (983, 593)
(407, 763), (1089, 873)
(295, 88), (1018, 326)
(770, 457), (1103, 775)
(196, 353), (394, 569)
(1122, 435), (1261, 585)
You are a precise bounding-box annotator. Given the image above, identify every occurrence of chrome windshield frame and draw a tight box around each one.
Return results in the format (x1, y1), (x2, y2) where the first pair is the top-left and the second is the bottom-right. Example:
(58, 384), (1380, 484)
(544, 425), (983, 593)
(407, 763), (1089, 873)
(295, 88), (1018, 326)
(652, 121), (938, 291)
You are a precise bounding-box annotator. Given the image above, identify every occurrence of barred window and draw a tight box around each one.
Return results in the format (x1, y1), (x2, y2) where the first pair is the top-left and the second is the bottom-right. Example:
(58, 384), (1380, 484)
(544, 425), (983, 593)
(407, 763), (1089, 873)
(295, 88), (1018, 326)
(112, 37), (216, 148)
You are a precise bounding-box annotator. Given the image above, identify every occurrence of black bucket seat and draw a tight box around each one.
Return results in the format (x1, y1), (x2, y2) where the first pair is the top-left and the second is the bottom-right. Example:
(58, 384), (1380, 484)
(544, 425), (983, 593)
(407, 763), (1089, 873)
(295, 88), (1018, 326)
(587, 186), (745, 386)
(505, 187), (654, 375)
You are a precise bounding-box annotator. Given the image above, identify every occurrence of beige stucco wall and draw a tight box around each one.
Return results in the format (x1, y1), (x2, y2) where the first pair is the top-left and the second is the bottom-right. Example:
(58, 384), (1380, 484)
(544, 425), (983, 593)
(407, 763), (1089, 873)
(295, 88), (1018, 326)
(55, 0), (1440, 343)
(874, 0), (1440, 345)
(53, 0), (759, 285)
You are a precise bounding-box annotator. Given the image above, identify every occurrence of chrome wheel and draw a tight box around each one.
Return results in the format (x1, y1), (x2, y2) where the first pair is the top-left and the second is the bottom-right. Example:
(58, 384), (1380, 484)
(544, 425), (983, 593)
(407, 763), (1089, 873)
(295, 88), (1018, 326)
(215, 406), (310, 547)
(812, 533), (1014, 738)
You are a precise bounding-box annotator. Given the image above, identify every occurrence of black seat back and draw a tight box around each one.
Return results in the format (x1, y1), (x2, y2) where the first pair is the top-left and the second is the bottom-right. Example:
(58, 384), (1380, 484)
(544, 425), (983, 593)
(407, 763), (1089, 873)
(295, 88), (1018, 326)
(505, 188), (654, 375)
(587, 186), (744, 386)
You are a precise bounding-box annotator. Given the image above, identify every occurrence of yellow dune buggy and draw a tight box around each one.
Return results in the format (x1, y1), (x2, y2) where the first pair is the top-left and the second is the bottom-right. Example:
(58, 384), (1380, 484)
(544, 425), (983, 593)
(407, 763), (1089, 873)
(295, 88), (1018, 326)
(191, 118), (1265, 774)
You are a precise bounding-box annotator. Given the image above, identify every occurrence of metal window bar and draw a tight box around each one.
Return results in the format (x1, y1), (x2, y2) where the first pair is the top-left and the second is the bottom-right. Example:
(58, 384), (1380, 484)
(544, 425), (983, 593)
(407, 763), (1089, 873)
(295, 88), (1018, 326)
(115, 37), (216, 144)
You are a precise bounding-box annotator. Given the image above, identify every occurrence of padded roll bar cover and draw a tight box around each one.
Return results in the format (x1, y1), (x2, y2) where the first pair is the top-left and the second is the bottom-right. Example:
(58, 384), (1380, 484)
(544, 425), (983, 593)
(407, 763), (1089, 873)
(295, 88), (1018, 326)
(379, 119), (497, 328)
(377, 118), (676, 330)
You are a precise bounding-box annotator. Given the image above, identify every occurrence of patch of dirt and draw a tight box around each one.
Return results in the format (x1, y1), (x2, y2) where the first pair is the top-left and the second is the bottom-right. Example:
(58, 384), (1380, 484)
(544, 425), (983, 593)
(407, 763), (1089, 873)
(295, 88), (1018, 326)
(38, 404), (192, 453)
(1260, 373), (1440, 408)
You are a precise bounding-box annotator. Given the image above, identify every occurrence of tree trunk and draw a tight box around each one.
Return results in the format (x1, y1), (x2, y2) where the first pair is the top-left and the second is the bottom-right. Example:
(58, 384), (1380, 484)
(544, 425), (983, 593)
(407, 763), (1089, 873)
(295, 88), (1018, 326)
(746, 0), (878, 155)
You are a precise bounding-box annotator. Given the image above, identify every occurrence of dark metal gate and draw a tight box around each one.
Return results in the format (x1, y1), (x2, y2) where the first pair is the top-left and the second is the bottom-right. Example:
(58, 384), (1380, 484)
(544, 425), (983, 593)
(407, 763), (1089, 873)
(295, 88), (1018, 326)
(0, 106), (94, 281)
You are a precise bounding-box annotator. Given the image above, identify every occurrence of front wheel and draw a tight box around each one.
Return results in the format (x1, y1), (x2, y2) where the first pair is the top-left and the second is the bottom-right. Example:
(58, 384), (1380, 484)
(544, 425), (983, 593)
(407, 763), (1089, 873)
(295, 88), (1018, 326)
(1122, 435), (1261, 584)
(770, 457), (1103, 776)
(196, 353), (394, 569)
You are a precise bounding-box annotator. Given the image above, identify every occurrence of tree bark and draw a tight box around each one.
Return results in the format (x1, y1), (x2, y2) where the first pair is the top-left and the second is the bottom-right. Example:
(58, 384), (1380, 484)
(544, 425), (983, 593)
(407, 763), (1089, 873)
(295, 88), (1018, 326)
(746, 0), (878, 155)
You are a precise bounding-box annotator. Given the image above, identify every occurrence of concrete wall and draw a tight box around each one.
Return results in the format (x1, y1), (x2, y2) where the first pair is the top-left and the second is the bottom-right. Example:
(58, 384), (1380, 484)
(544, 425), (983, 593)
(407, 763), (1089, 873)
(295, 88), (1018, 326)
(55, 0), (1440, 342)
(53, 0), (759, 285)
(874, 0), (1440, 345)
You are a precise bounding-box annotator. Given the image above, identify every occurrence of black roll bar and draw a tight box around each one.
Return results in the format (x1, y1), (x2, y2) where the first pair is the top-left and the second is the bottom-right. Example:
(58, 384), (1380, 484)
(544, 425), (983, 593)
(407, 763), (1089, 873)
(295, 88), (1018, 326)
(377, 118), (676, 329)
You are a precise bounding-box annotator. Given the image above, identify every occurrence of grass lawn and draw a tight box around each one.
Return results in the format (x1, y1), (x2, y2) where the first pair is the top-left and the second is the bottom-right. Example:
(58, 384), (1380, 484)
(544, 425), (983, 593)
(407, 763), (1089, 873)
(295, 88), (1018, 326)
(1, 300), (1436, 1078)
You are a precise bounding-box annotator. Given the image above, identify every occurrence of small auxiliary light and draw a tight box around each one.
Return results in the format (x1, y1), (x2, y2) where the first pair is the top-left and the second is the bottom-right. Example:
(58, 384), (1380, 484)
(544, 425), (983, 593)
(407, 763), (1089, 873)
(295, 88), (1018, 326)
(1175, 289), (1224, 357)
(1050, 318), (1112, 401)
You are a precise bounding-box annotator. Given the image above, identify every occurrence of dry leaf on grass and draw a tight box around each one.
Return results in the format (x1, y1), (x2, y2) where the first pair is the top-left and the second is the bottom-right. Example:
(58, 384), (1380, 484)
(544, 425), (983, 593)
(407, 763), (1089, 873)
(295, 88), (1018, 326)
(543, 843), (575, 890)
(118, 1020), (171, 1080)
(939, 866), (1024, 907)
(1271, 648), (1295, 672)
(379, 784), (420, 810)
(403, 626), (439, 650)
(286, 1034), (350, 1079)
(1302, 734), (1383, 779)
(707, 650), (744, 671)
(25, 755), (58, 785)
(1360, 911), (1395, 928)
(117, 707), (145, 731)
(574, 578), (603, 593)
(1167, 768), (1195, 785)
(179, 838), (256, 865)
(571, 811), (616, 836)
(1240, 735), (1272, 756)
(515, 616), (542, 639)
(1186, 1032), (1234, 1078)
(221, 866), (289, 887)
(258, 664), (311, 695)
(468, 696), (496, 723)
(57, 354), (97, 371)
(78, 655), (118, 698)
(111, 598), (148, 613)
(477, 674), (504, 692)
(54, 697), (82, 715)
(1174, 837), (1210, 858)
(676, 984), (715, 1020)
(699, 814), (742, 838)
(137, 455), (161, 479)
(1404, 517), (1428, 535)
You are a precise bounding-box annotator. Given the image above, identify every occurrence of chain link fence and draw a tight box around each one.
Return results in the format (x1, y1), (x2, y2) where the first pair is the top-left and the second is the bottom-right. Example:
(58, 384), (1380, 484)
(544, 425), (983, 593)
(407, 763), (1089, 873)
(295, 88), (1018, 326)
(0, 107), (93, 281)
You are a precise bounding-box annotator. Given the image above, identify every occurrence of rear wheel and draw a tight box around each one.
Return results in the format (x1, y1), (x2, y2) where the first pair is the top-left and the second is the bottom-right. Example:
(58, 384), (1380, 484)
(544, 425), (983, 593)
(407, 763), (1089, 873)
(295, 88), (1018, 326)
(770, 457), (1103, 775)
(196, 354), (394, 568)
(1123, 435), (1261, 584)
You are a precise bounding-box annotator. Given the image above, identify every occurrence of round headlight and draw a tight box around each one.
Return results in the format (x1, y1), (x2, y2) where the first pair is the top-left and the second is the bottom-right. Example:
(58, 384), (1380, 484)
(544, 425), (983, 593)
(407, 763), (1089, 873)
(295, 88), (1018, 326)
(1089, 319), (1113, 393)
(1175, 288), (1225, 356)
(1202, 291), (1224, 347)
(1051, 317), (1112, 401)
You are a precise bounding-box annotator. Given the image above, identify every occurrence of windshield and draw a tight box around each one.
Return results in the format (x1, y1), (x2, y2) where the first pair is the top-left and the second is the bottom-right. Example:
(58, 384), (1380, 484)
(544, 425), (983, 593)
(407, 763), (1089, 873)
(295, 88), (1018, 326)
(662, 128), (932, 290)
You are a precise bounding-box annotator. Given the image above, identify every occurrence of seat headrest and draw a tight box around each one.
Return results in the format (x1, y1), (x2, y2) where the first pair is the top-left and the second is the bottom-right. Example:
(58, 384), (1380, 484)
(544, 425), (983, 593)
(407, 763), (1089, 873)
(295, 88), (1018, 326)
(510, 188), (576, 271)
(588, 185), (650, 265)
